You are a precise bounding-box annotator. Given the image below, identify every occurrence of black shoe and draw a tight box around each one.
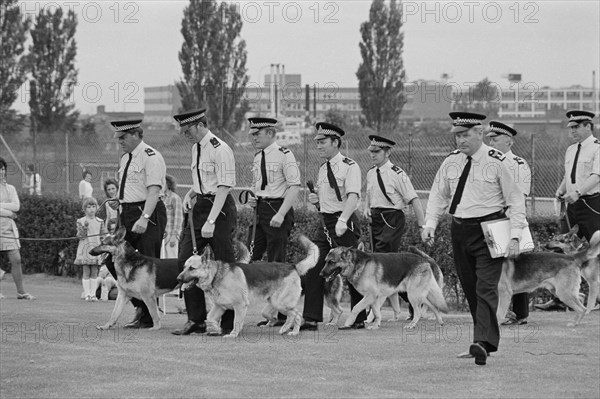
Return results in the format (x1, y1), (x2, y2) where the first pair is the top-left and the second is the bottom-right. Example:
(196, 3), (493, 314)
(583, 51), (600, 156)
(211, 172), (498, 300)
(299, 322), (318, 331)
(469, 343), (488, 366)
(339, 321), (366, 330)
(171, 321), (207, 335)
(501, 317), (528, 326)
(207, 329), (233, 337)
(124, 320), (153, 329)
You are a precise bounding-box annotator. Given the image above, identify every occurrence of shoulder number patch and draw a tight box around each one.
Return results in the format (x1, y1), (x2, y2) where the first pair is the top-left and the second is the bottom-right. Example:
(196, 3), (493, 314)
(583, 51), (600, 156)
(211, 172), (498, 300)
(595, 139), (599, 145)
(278, 146), (290, 154)
(447, 149), (461, 157)
(391, 165), (403, 174)
(342, 157), (355, 166)
(145, 148), (155, 156)
(210, 137), (221, 148)
(488, 149), (505, 161)
(513, 156), (525, 166)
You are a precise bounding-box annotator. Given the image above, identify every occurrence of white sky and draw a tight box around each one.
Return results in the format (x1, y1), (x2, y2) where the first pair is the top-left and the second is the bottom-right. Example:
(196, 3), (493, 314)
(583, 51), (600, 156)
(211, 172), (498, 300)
(12, 0), (600, 115)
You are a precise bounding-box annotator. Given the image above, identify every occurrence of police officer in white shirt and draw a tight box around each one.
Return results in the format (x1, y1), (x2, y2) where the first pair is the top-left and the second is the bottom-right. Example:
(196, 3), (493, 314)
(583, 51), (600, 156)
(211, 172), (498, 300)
(556, 110), (600, 241)
(246, 117), (301, 327)
(303, 122), (366, 331)
(365, 134), (425, 320)
(421, 112), (527, 366)
(171, 109), (236, 336)
(486, 121), (531, 326)
(112, 119), (167, 328)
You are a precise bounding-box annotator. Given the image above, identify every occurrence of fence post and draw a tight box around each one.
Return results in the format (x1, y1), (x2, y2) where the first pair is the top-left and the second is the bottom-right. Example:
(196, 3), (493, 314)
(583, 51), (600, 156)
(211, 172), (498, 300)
(65, 131), (70, 195)
(530, 129), (536, 216)
(408, 126), (413, 177)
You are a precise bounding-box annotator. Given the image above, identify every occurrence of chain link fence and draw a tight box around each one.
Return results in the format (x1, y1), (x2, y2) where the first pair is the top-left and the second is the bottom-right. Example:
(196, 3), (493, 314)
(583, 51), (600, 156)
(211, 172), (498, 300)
(1, 120), (572, 217)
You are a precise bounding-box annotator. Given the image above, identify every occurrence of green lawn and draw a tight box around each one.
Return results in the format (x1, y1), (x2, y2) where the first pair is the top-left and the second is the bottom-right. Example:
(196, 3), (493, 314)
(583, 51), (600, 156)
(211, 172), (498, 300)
(1, 274), (599, 399)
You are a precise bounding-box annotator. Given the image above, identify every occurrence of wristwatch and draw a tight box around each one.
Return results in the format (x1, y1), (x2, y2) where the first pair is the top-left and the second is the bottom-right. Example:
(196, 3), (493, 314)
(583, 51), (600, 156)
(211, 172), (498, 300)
(142, 213), (151, 220)
(208, 219), (215, 225)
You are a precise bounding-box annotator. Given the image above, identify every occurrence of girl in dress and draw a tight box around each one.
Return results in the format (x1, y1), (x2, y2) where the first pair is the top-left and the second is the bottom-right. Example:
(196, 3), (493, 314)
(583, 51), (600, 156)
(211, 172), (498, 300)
(74, 197), (106, 301)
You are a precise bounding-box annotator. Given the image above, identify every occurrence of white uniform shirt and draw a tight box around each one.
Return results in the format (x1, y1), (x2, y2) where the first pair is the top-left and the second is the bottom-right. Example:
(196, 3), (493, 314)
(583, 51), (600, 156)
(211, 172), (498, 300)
(192, 131), (236, 194)
(366, 160), (418, 210)
(252, 142), (301, 198)
(316, 152), (361, 214)
(79, 180), (93, 198)
(564, 134), (600, 195)
(425, 143), (527, 238)
(118, 141), (166, 203)
(504, 150), (531, 196)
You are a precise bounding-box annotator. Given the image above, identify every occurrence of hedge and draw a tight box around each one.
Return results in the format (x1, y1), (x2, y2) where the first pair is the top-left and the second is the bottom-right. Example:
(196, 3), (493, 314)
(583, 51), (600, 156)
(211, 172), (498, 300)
(9, 195), (565, 309)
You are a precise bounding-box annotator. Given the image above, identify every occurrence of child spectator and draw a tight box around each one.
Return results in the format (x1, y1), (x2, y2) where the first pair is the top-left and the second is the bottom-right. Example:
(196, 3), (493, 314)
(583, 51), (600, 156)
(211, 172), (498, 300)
(161, 175), (183, 258)
(97, 178), (119, 232)
(74, 197), (106, 301)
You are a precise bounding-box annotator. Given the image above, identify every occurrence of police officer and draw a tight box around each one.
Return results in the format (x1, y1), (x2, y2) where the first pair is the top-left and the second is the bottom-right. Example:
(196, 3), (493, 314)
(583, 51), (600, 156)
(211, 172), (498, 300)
(364, 135), (425, 321)
(556, 110), (600, 241)
(537, 110), (600, 312)
(486, 121), (531, 326)
(246, 117), (301, 327)
(171, 109), (236, 336)
(303, 122), (367, 331)
(111, 119), (167, 328)
(421, 112), (527, 366)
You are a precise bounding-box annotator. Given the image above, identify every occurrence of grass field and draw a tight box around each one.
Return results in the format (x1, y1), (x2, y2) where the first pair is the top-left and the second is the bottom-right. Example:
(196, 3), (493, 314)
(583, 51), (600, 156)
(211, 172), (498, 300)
(1, 274), (599, 399)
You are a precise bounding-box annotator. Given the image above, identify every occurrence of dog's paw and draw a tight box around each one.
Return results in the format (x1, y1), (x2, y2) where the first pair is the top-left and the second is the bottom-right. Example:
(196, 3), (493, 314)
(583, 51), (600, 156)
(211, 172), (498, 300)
(366, 324), (379, 330)
(96, 324), (111, 330)
(404, 323), (417, 330)
(287, 331), (299, 337)
(387, 317), (400, 322)
(223, 333), (238, 339)
(149, 325), (161, 331)
(566, 322), (577, 328)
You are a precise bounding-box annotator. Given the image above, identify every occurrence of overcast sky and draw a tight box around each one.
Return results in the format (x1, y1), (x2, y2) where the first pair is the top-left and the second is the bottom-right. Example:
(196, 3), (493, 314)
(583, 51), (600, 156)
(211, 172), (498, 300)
(12, 0), (600, 115)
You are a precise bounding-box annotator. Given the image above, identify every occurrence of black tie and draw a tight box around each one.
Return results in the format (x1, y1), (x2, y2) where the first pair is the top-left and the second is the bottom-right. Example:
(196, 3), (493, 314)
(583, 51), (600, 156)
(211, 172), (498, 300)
(327, 161), (342, 201)
(118, 153), (132, 200)
(570, 143), (581, 184)
(260, 150), (267, 190)
(196, 143), (203, 195)
(377, 168), (394, 205)
(449, 156), (472, 215)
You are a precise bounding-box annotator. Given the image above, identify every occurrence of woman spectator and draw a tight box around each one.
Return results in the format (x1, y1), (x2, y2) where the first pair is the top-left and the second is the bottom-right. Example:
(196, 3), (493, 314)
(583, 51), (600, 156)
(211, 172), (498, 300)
(97, 178), (119, 232)
(78, 169), (93, 199)
(0, 157), (35, 300)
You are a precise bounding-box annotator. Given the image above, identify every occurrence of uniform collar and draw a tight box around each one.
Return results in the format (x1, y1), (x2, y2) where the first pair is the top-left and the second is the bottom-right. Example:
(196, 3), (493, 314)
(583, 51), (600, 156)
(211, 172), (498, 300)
(264, 141), (278, 154)
(327, 151), (343, 165)
(471, 143), (489, 162)
(504, 150), (514, 158)
(131, 140), (146, 157)
(580, 134), (595, 146)
(377, 160), (393, 170)
(199, 130), (215, 147)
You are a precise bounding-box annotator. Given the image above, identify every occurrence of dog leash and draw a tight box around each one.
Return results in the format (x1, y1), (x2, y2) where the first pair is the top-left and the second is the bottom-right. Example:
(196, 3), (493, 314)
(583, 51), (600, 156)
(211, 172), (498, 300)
(239, 189), (258, 259)
(307, 180), (337, 248)
(188, 199), (198, 255)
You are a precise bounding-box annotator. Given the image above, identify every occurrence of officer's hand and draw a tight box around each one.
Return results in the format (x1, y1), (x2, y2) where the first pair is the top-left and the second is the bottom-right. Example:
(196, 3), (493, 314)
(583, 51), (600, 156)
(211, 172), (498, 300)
(183, 195), (192, 212)
(247, 196), (257, 208)
(555, 189), (565, 200)
(363, 208), (371, 219)
(108, 200), (119, 211)
(308, 193), (319, 205)
(270, 213), (284, 228)
(506, 238), (520, 259)
(421, 227), (435, 245)
(564, 191), (580, 204)
(132, 217), (148, 234)
(201, 222), (215, 238)
(335, 219), (347, 237)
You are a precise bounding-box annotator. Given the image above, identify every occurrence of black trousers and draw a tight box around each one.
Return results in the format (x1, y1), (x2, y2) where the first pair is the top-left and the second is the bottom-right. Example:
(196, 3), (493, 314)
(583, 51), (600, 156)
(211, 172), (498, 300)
(451, 215), (504, 353)
(109, 200), (166, 324)
(370, 208), (413, 315)
(179, 195), (236, 330)
(248, 199), (294, 262)
(566, 194), (600, 242)
(302, 212), (366, 323)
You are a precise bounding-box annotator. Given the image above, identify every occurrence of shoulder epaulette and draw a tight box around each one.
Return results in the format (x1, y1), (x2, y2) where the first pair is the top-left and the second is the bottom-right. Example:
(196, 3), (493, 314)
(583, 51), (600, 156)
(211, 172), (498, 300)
(595, 139), (600, 144)
(144, 148), (155, 156)
(210, 137), (221, 148)
(391, 165), (403, 174)
(447, 150), (461, 157)
(278, 146), (291, 154)
(342, 157), (355, 166)
(513, 156), (525, 166)
(488, 149), (505, 161)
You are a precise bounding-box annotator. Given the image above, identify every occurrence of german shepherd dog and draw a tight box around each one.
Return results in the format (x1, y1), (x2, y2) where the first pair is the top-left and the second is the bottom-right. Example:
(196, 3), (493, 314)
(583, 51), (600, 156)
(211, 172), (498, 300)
(543, 226), (600, 314)
(89, 227), (180, 330)
(320, 247), (449, 330)
(177, 235), (319, 338)
(497, 228), (600, 327)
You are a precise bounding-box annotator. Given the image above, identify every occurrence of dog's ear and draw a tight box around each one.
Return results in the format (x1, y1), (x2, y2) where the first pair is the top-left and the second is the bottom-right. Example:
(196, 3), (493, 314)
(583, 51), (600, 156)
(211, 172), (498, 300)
(570, 225), (579, 237)
(114, 226), (127, 242)
(200, 245), (215, 262)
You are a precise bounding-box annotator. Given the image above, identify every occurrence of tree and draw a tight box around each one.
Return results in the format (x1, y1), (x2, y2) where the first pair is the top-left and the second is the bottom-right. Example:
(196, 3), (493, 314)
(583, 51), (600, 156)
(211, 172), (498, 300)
(453, 77), (500, 118)
(177, 0), (249, 132)
(324, 108), (349, 130)
(0, 0), (30, 135)
(356, 0), (406, 134)
(26, 7), (78, 139)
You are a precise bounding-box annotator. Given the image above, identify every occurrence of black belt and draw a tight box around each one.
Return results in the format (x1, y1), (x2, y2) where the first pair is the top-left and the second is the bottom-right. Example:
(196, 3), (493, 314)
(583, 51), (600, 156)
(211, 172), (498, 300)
(371, 208), (402, 212)
(580, 193), (600, 200)
(453, 210), (505, 225)
(258, 197), (284, 203)
(197, 194), (215, 199)
(121, 201), (145, 209)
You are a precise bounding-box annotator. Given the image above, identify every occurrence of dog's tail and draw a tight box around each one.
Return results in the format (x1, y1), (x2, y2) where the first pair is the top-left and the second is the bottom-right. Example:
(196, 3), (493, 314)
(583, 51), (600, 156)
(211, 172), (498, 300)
(427, 269), (449, 314)
(587, 230), (600, 260)
(408, 246), (444, 290)
(233, 239), (251, 264)
(295, 235), (319, 276)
